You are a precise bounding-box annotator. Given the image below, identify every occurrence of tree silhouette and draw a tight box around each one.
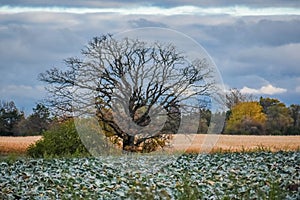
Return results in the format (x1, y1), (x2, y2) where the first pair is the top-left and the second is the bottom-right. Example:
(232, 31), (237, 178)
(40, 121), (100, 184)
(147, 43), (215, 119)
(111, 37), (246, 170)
(40, 35), (216, 152)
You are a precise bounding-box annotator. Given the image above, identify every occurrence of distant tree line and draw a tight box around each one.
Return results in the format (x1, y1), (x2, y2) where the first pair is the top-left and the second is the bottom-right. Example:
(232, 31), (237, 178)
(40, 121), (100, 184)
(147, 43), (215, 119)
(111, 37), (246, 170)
(0, 101), (51, 136)
(1, 94), (298, 137)
(223, 89), (300, 135)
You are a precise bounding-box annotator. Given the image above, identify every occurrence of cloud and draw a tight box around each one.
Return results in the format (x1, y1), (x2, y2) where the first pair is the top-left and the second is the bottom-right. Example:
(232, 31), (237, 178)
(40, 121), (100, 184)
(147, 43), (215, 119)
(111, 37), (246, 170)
(202, 19), (300, 97)
(128, 18), (168, 28)
(0, 84), (45, 99)
(2, 0), (300, 8)
(237, 43), (300, 66)
(219, 43), (300, 81)
(0, 1), (299, 111)
(1, 5), (300, 16)
(296, 86), (300, 93)
(200, 19), (300, 47)
(241, 84), (287, 95)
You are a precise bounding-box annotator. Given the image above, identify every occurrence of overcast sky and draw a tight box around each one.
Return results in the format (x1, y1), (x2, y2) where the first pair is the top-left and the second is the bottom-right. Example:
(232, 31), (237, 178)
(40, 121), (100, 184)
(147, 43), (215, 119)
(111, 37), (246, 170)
(0, 1), (299, 114)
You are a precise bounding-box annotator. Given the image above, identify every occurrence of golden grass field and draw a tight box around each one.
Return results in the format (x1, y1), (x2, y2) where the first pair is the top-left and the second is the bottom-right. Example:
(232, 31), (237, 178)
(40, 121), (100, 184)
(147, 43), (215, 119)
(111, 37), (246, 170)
(0, 136), (42, 155)
(177, 134), (300, 153)
(0, 134), (299, 155)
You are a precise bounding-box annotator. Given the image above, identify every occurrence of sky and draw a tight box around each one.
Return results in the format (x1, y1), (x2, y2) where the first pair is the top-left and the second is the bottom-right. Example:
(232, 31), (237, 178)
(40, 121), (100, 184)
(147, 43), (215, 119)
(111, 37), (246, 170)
(0, 0), (300, 114)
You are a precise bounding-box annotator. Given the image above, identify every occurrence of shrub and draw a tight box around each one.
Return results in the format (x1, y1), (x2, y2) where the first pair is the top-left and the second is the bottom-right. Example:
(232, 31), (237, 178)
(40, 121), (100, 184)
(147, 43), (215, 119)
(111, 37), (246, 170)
(27, 119), (90, 158)
(285, 126), (300, 135)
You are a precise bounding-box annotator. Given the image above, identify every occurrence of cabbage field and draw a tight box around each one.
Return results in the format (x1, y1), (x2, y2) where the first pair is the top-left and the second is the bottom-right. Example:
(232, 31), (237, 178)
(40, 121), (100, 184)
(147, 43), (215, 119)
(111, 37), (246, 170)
(1, 151), (299, 199)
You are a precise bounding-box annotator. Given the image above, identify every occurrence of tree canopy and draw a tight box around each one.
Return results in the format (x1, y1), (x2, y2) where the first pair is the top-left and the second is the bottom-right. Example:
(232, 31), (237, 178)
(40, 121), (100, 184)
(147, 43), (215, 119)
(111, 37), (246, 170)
(17, 103), (51, 136)
(259, 97), (293, 135)
(39, 35), (218, 152)
(0, 101), (52, 136)
(0, 101), (24, 136)
(225, 101), (266, 135)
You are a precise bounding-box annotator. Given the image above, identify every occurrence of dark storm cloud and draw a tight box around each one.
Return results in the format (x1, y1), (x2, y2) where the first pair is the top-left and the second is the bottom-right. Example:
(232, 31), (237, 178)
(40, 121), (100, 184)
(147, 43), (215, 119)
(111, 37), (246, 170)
(191, 18), (300, 69)
(196, 19), (300, 47)
(0, 12), (87, 113)
(235, 44), (300, 76)
(0, 18), (84, 85)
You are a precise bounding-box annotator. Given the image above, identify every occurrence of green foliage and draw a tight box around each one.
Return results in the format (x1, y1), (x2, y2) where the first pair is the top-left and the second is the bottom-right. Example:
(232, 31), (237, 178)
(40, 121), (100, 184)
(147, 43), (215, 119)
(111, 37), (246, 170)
(27, 119), (90, 158)
(268, 181), (287, 200)
(0, 153), (20, 165)
(289, 104), (300, 127)
(260, 97), (294, 135)
(259, 97), (284, 113)
(287, 104), (300, 135)
(0, 152), (298, 199)
(286, 126), (300, 135)
(0, 100), (24, 136)
(17, 103), (52, 136)
(223, 96), (299, 135)
(126, 172), (202, 200)
(266, 103), (293, 134)
(175, 172), (202, 200)
(126, 179), (171, 200)
(0, 101), (52, 136)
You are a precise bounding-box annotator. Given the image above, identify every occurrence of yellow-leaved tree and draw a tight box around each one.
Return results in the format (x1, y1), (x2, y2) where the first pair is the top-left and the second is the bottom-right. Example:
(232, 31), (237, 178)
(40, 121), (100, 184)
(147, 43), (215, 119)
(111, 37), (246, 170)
(225, 102), (266, 135)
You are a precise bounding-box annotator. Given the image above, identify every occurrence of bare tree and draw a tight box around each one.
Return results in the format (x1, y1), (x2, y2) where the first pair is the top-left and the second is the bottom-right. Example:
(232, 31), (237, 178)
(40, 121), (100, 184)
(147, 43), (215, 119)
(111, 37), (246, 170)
(40, 35), (217, 152)
(225, 88), (255, 109)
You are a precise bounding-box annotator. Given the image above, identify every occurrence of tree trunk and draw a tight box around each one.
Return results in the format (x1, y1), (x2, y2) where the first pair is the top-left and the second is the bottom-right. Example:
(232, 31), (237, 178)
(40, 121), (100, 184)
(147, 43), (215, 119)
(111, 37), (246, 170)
(123, 134), (135, 151)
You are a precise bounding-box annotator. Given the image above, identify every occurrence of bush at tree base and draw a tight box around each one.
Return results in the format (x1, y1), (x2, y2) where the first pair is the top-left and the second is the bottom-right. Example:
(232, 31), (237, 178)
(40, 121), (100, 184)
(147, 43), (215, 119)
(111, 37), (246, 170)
(27, 119), (90, 158)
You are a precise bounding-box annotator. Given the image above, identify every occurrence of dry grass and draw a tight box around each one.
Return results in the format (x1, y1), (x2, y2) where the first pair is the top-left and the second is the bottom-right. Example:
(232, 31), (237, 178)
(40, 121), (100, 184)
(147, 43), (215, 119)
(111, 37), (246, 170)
(0, 136), (42, 155)
(176, 134), (300, 154)
(0, 134), (299, 155)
